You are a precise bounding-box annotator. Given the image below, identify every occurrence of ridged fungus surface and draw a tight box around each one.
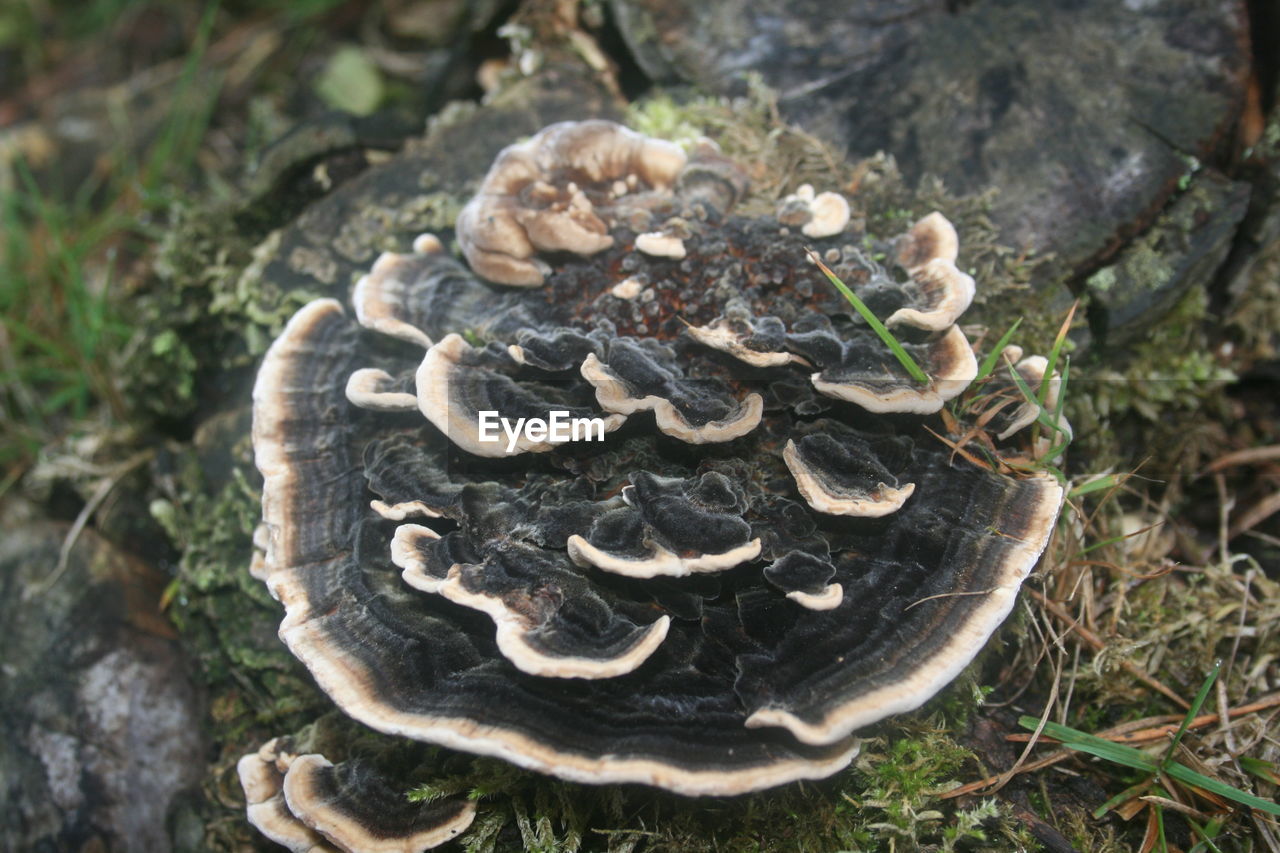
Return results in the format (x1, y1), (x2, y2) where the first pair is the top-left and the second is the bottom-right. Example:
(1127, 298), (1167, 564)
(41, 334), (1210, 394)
(241, 120), (1063, 850)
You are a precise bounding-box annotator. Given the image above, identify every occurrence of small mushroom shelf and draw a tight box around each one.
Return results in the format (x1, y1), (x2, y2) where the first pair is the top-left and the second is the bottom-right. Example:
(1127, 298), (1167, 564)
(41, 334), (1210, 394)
(243, 121), (1063, 851)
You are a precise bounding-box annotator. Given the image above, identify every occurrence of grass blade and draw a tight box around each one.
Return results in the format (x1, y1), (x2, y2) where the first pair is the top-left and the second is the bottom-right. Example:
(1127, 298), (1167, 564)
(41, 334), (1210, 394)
(1018, 717), (1159, 772)
(1164, 762), (1280, 816)
(975, 318), (1023, 382)
(1186, 817), (1226, 853)
(1039, 299), (1077, 407)
(1092, 779), (1154, 819)
(1007, 368), (1069, 436)
(1162, 662), (1219, 768)
(807, 250), (931, 386)
(1069, 474), (1122, 499)
(1239, 756), (1280, 785)
(1050, 356), (1070, 434)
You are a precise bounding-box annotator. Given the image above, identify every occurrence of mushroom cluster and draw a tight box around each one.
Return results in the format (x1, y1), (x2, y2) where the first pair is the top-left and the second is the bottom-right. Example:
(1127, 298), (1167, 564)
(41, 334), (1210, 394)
(242, 120), (1063, 850)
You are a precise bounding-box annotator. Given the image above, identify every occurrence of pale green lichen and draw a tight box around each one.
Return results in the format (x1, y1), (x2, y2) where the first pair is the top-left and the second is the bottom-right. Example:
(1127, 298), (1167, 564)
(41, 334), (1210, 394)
(1226, 105), (1280, 362)
(314, 46), (386, 116)
(623, 92), (709, 150)
(1086, 266), (1117, 294)
(1228, 232), (1280, 360)
(1071, 285), (1234, 471)
(123, 201), (317, 421)
(154, 436), (329, 851)
(159, 454), (325, 731)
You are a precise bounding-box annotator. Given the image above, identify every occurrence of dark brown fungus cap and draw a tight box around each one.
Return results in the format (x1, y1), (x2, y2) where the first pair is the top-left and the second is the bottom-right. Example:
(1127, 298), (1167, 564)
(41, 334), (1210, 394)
(775, 184), (851, 239)
(896, 211), (959, 272)
(239, 742), (334, 853)
(763, 552), (843, 611)
(685, 302), (803, 368)
(253, 298), (861, 793)
(416, 333), (625, 457)
(740, 463), (1061, 745)
(580, 340), (764, 443)
(567, 472), (763, 578)
(807, 323), (978, 414)
(248, 121), (1064, 821)
(352, 235), (445, 349)
(885, 213), (974, 331)
(783, 433), (916, 518)
(238, 738), (475, 853)
(391, 523), (672, 678)
(685, 218), (978, 413)
(282, 755), (475, 852)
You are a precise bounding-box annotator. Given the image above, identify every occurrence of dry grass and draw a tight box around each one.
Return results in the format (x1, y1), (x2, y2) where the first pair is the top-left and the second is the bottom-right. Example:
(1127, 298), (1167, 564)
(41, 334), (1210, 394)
(950, 448), (1280, 850)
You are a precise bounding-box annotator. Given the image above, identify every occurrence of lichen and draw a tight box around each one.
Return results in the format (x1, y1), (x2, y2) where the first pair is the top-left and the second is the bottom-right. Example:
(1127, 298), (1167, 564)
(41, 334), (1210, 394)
(1228, 230), (1280, 360)
(122, 201), (320, 423)
(151, 432), (327, 850)
(121, 141), (473, 427)
(159, 454), (325, 718)
(1070, 285), (1235, 472)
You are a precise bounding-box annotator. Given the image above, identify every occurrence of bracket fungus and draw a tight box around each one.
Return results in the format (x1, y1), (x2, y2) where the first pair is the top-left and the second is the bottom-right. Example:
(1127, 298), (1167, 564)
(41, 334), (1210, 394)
(244, 119), (1064, 845)
(238, 736), (475, 852)
(455, 120), (687, 286)
(776, 183), (852, 239)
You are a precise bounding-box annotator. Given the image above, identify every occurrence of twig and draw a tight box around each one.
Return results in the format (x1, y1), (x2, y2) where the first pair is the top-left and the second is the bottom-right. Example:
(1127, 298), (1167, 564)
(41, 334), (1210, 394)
(923, 425), (1000, 472)
(1138, 795), (1213, 821)
(1215, 472), (1233, 569)
(27, 449), (152, 597)
(941, 750), (1072, 800)
(1201, 445), (1280, 474)
(1229, 491), (1280, 542)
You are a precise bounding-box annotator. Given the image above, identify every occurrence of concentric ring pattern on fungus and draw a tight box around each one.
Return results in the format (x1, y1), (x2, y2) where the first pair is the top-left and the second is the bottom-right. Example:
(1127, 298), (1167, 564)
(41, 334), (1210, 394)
(240, 120), (1063, 850)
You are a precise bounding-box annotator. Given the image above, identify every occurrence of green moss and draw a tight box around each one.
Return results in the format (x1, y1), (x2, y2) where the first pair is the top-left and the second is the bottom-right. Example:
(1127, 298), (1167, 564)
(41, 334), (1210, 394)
(1070, 284), (1233, 471)
(1086, 199), (1185, 306)
(1061, 811), (1125, 853)
(856, 727), (971, 806)
(161, 457), (325, 734)
(122, 201), (266, 420)
(123, 124), (452, 423)
(624, 92), (709, 149)
(1086, 266), (1117, 294)
(153, 436), (329, 850)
